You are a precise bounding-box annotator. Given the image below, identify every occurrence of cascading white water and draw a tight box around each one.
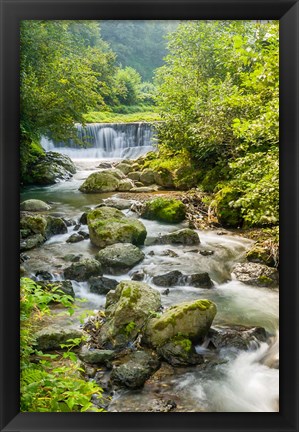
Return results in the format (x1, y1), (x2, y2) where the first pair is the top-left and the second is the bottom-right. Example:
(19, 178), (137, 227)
(41, 122), (156, 159)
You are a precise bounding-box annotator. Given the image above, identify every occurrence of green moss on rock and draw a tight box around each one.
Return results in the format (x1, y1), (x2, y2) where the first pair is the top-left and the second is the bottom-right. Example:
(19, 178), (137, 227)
(79, 171), (120, 193)
(141, 198), (186, 223)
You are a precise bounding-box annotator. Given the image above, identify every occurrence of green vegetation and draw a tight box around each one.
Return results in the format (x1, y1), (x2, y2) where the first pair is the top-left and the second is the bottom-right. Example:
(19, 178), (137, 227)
(20, 278), (103, 412)
(83, 110), (160, 124)
(142, 197), (186, 223)
(155, 20), (279, 228)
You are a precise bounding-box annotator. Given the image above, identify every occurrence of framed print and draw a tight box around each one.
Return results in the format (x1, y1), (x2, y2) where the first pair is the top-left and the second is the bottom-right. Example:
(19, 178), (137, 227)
(0, 0), (298, 431)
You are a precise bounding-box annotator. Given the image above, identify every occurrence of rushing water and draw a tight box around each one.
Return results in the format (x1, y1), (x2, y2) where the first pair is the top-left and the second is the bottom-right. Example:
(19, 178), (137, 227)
(20, 158), (279, 412)
(41, 122), (156, 159)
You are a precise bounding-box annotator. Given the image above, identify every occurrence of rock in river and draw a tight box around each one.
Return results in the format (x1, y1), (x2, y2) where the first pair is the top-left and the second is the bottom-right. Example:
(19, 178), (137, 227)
(79, 169), (125, 193)
(25, 152), (76, 185)
(98, 281), (161, 349)
(64, 258), (103, 282)
(155, 228), (200, 246)
(144, 299), (217, 348)
(141, 198), (186, 223)
(232, 262), (279, 287)
(20, 199), (51, 212)
(89, 276), (119, 295)
(96, 243), (145, 275)
(87, 207), (147, 248)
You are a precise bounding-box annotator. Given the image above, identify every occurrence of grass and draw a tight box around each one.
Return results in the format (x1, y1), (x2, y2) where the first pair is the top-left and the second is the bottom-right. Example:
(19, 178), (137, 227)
(83, 111), (161, 124)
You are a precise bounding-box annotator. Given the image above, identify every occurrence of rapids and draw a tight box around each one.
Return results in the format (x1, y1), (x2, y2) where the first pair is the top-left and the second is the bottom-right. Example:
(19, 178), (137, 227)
(20, 158), (279, 412)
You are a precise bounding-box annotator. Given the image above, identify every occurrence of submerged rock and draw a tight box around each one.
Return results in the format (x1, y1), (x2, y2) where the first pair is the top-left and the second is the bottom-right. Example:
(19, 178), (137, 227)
(20, 199), (51, 212)
(141, 198), (186, 223)
(144, 299), (217, 348)
(98, 281), (161, 349)
(232, 262), (279, 287)
(87, 207), (147, 248)
(89, 276), (119, 295)
(110, 350), (160, 389)
(64, 258), (103, 282)
(96, 243), (145, 275)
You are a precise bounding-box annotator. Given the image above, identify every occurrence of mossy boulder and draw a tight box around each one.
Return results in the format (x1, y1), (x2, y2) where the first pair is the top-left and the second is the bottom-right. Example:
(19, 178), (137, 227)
(64, 258), (103, 282)
(20, 213), (48, 235)
(214, 187), (243, 228)
(232, 262), (279, 287)
(157, 335), (203, 366)
(208, 325), (267, 350)
(20, 199), (51, 212)
(87, 207), (147, 248)
(144, 299), (217, 348)
(95, 243), (145, 275)
(103, 197), (136, 210)
(153, 168), (174, 188)
(246, 245), (275, 267)
(66, 233), (84, 243)
(79, 171), (120, 193)
(115, 162), (132, 175)
(45, 216), (68, 237)
(110, 350), (160, 389)
(141, 198), (186, 223)
(34, 325), (82, 351)
(20, 233), (45, 251)
(139, 169), (156, 185)
(117, 178), (135, 191)
(156, 228), (200, 246)
(127, 171), (141, 181)
(98, 281), (161, 349)
(26, 152), (76, 185)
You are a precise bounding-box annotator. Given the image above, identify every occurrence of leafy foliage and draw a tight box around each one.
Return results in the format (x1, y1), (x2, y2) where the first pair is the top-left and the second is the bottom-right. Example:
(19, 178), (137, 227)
(20, 278), (103, 412)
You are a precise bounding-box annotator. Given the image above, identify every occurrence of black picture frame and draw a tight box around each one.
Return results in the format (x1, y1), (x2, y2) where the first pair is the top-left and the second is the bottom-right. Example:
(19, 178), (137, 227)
(0, 0), (298, 431)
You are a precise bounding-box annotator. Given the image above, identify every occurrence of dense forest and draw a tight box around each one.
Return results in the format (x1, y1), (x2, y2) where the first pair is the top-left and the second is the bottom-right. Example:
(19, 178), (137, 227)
(20, 20), (279, 413)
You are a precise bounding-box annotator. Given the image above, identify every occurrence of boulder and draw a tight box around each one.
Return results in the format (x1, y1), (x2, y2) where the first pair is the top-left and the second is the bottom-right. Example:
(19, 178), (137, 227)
(97, 162), (113, 169)
(115, 163), (132, 175)
(130, 185), (160, 193)
(26, 152), (76, 185)
(64, 258), (103, 282)
(141, 198), (186, 223)
(79, 345), (115, 364)
(20, 233), (45, 251)
(79, 171), (120, 193)
(77, 230), (89, 239)
(130, 270), (145, 281)
(98, 281), (161, 349)
(87, 207), (147, 248)
(20, 199), (51, 212)
(152, 270), (183, 287)
(156, 228), (200, 246)
(144, 299), (217, 347)
(232, 262), (279, 287)
(127, 171), (141, 181)
(20, 213), (47, 235)
(208, 326), (267, 350)
(89, 276), (119, 295)
(187, 273), (213, 288)
(246, 245), (275, 267)
(34, 325), (82, 350)
(139, 169), (156, 185)
(157, 335), (203, 366)
(35, 270), (53, 280)
(103, 197), (137, 210)
(66, 233), (85, 243)
(117, 178), (135, 191)
(45, 216), (68, 237)
(153, 168), (174, 188)
(96, 243), (145, 275)
(110, 350), (160, 389)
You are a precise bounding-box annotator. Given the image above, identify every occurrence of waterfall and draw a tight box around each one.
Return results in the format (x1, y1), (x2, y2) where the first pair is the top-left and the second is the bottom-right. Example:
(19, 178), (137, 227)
(41, 122), (156, 160)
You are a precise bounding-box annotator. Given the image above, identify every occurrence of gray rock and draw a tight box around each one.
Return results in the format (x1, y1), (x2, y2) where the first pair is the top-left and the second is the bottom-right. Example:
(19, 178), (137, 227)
(78, 230), (89, 239)
(35, 270), (53, 280)
(156, 229), (200, 246)
(157, 336), (203, 366)
(152, 270), (183, 287)
(187, 272), (214, 288)
(127, 171), (141, 181)
(117, 178), (135, 191)
(66, 233), (85, 243)
(64, 258), (103, 281)
(35, 326), (82, 350)
(26, 152), (76, 185)
(20, 234), (45, 251)
(115, 163), (132, 175)
(208, 326), (268, 350)
(110, 350), (160, 389)
(20, 199), (51, 212)
(130, 185), (160, 193)
(103, 197), (137, 210)
(89, 276), (119, 295)
(232, 262), (279, 287)
(45, 216), (68, 238)
(96, 243), (145, 275)
(79, 345), (115, 364)
(130, 270), (145, 281)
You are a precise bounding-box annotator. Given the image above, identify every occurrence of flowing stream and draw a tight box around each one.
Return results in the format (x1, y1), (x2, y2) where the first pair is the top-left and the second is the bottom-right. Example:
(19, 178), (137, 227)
(21, 157), (279, 412)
